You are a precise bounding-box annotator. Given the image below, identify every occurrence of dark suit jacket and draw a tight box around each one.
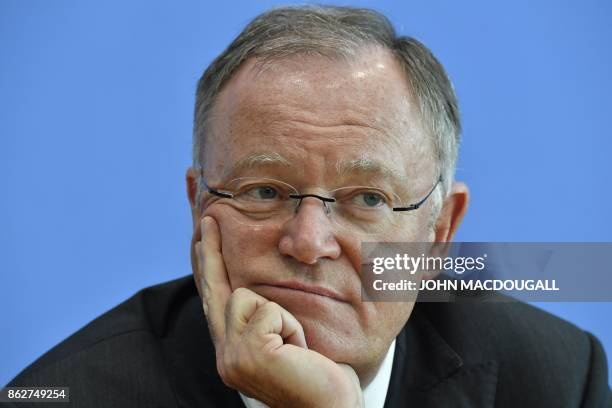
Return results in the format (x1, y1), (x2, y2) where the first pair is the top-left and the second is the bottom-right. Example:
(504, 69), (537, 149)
(6, 275), (611, 407)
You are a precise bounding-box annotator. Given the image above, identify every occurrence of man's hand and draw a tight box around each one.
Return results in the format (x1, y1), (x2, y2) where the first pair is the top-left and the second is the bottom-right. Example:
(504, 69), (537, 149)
(194, 216), (364, 408)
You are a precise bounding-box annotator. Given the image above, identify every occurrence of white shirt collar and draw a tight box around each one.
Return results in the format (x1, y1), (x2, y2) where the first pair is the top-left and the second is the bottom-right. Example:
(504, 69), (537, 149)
(239, 339), (396, 408)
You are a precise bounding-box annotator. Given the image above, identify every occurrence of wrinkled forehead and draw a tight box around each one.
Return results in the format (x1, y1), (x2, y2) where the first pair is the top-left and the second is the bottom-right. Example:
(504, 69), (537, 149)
(204, 49), (436, 186)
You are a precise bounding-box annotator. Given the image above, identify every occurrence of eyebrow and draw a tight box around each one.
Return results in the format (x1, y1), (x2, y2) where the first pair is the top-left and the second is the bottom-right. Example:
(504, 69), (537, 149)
(336, 157), (409, 188)
(225, 151), (409, 192)
(223, 151), (409, 190)
(223, 152), (291, 179)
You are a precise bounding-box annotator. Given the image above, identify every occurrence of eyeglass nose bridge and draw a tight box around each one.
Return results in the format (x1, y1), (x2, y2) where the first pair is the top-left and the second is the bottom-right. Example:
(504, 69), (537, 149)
(288, 193), (336, 215)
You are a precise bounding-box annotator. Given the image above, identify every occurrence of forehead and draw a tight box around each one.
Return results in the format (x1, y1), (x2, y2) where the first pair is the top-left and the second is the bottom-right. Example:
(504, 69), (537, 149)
(204, 47), (435, 184)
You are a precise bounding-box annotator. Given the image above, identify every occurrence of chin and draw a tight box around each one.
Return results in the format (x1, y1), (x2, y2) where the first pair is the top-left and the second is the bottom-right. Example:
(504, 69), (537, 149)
(295, 313), (375, 365)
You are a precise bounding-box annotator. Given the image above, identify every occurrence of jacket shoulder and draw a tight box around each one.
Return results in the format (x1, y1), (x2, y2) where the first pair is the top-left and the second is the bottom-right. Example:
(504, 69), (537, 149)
(6, 275), (197, 407)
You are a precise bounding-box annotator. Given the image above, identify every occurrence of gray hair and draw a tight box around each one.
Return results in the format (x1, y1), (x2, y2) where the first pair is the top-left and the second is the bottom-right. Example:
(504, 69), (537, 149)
(193, 5), (461, 218)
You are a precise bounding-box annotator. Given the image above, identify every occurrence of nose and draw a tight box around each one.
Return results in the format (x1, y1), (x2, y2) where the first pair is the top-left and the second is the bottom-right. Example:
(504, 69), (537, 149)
(278, 197), (341, 265)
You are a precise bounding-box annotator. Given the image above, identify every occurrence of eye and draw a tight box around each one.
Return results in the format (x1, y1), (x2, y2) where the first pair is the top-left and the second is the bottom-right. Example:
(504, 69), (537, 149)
(354, 191), (387, 208)
(244, 185), (279, 200)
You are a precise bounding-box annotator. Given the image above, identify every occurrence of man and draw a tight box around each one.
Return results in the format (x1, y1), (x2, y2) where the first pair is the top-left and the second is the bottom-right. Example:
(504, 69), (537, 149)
(6, 5), (610, 407)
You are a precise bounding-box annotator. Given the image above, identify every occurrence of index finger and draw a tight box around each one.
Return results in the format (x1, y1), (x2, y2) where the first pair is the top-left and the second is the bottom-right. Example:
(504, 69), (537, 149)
(195, 216), (231, 346)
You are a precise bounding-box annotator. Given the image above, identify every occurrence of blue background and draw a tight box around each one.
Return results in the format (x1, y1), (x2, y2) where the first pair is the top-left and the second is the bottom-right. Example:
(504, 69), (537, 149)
(1, 0), (611, 386)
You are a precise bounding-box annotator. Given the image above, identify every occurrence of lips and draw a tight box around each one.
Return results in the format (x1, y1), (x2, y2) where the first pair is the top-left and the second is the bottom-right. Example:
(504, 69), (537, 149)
(255, 281), (348, 303)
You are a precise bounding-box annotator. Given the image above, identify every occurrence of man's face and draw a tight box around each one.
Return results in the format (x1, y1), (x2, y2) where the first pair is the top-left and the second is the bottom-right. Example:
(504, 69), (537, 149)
(192, 47), (439, 376)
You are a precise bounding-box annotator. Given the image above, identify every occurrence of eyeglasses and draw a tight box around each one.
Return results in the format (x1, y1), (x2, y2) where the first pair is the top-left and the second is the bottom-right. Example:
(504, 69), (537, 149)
(201, 176), (441, 236)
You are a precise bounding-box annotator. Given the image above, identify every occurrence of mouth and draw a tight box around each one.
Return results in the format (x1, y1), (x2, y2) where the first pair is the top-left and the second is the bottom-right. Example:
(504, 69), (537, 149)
(253, 281), (348, 303)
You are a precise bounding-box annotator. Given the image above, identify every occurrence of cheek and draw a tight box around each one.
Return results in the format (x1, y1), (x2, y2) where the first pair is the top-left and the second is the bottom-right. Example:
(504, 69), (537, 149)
(217, 218), (281, 289)
(366, 301), (414, 340)
(386, 216), (431, 244)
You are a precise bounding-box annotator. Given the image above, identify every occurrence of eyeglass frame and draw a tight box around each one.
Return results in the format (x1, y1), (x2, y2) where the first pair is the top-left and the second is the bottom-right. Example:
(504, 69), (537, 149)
(201, 175), (442, 213)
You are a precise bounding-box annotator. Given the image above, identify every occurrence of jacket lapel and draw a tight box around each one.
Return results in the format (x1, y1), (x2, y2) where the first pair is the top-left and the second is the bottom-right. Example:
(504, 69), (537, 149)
(384, 306), (498, 408)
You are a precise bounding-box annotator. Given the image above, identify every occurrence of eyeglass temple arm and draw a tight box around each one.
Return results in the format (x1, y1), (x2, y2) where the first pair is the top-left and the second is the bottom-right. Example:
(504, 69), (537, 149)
(205, 182), (233, 199)
(392, 176), (442, 212)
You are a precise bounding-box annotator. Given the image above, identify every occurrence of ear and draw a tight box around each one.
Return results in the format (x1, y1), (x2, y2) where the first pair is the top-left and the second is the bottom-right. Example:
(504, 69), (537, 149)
(186, 167), (202, 232)
(433, 181), (469, 243)
(186, 167), (204, 285)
